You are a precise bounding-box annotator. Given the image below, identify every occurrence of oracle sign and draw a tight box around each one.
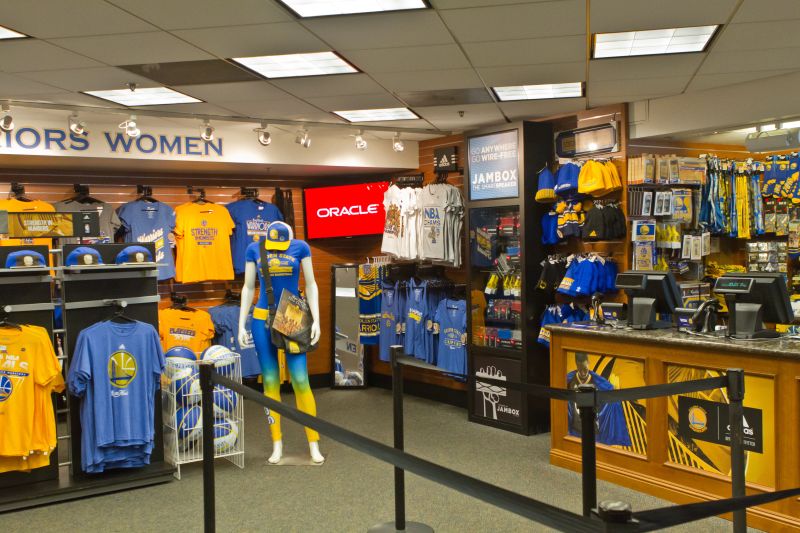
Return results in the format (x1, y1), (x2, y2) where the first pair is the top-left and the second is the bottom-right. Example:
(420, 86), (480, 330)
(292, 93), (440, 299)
(304, 181), (389, 239)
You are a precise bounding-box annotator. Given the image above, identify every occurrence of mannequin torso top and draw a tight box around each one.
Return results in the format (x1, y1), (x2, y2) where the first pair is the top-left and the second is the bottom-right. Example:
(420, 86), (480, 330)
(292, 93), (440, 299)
(245, 237), (311, 312)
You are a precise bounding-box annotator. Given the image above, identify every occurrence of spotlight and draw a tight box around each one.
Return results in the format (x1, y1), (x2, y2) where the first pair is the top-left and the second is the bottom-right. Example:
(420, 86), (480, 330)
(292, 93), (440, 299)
(119, 115), (140, 138)
(392, 133), (404, 152)
(68, 114), (88, 136)
(0, 105), (14, 133)
(295, 128), (311, 148)
(354, 130), (368, 151)
(201, 120), (214, 142)
(254, 122), (271, 146)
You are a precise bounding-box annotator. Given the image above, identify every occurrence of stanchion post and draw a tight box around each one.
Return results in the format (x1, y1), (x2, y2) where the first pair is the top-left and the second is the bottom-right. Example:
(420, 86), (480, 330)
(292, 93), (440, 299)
(576, 384), (598, 518)
(727, 368), (746, 533)
(199, 361), (216, 533)
(391, 345), (406, 531)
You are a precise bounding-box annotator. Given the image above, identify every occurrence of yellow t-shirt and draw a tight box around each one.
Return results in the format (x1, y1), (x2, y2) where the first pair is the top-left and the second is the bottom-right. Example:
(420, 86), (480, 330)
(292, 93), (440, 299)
(174, 202), (234, 282)
(158, 307), (215, 356)
(0, 198), (55, 249)
(0, 325), (62, 460)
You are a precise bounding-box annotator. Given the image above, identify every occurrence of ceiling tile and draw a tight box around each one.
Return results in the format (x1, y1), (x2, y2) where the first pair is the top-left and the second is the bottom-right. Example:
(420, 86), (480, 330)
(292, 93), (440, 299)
(590, 0), (737, 33)
(440, 1), (585, 43)
(687, 69), (794, 92)
(0, 0), (156, 38)
(372, 69), (484, 92)
(135, 102), (240, 115)
(590, 54), (704, 81)
(303, 10), (454, 50)
(587, 95), (635, 107)
(713, 21), (800, 51)
(0, 40), (102, 72)
(341, 119), (432, 129)
(700, 47), (800, 74)
(477, 61), (585, 86)
(270, 74), (385, 98)
(397, 88), (494, 107)
(499, 97), (586, 120)
(121, 60), (257, 86)
(415, 103), (506, 130)
(462, 35), (585, 67)
(732, 0), (800, 23)
(173, 81), (290, 103)
(341, 44), (470, 74)
(220, 97), (326, 119)
(172, 22), (326, 58)
(106, 0), (291, 30)
(0, 73), (66, 97)
(50, 32), (213, 65)
(305, 93), (402, 111)
(432, 0), (559, 7)
(19, 67), (156, 92)
(589, 76), (689, 98)
(17, 92), (126, 108)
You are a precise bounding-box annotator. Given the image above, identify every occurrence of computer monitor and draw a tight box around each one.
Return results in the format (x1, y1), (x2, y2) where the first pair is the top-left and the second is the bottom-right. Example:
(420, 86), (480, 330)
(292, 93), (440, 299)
(616, 270), (683, 329)
(714, 272), (793, 339)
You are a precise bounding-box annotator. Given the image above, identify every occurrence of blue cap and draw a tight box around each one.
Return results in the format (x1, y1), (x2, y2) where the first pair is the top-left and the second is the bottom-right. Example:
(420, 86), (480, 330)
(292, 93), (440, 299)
(265, 221), (291, 251)
(5, 250), (46, 269)
(115, 245), (153, 265)
(65, 247), (103, 267)
(554, 163), (580, 196)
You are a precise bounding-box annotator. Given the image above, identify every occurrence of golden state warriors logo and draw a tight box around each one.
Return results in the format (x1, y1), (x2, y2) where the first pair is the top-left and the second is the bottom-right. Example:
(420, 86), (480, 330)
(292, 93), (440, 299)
(108, 351), (137, 388)
(269, 229), (278, 239)
(687, 405), (707, 433)
(0, 375), (12, 402)
(640, 225), (650, 235)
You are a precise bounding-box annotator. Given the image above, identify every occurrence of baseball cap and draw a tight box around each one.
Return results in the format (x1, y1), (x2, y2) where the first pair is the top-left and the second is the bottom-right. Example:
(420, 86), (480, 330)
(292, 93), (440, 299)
(535, 168), (557, 203)
(65, 247), (104, 267)
(264, 221), (292, 251)
(115, 245), (153, 265)
(5, 250), (46, 269)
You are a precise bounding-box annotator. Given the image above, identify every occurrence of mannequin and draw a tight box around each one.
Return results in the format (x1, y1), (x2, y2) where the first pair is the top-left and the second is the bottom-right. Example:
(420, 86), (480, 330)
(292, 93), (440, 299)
(239, 221), (324, 464)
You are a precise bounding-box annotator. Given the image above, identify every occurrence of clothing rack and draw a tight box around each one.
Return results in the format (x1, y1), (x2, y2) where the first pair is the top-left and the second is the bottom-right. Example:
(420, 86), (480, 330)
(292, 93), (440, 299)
(393, 174), (424, 188)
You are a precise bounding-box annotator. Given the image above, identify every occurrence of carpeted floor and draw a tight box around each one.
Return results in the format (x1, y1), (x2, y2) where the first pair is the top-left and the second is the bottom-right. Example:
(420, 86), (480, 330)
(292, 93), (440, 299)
(4, 388), (756, 532)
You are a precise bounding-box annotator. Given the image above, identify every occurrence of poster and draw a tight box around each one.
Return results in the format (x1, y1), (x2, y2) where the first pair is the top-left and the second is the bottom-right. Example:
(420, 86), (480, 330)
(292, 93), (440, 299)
(468, 130), (519, 200)
(565, 351), (647, 455)
(667, 365), (775, 486)
(473, 354), (522, 425)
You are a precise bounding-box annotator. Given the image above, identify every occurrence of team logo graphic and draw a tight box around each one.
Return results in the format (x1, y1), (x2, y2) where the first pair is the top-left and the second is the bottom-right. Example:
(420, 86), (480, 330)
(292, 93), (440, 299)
(201, 219), (208, 227)
(688, 406), (708, 433)
(0, 375), (12, 402)
(108, 350), (137, 388)
(269, 229), (278, 239)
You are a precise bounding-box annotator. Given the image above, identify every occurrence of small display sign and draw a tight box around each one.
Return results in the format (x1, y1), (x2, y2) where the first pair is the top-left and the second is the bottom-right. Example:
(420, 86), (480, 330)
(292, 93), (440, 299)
(433, 146), (458, 172)
(473, 354), (522, 425)
(468, 130), (519, 200)
(678, 396), (763, 453)
(0, 211), (99, 238)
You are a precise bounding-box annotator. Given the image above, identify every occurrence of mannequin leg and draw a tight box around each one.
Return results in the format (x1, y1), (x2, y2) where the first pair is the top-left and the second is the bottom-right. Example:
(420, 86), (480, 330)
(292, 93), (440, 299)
(252, 317), (284, 453)
(286, 353), (325, 463)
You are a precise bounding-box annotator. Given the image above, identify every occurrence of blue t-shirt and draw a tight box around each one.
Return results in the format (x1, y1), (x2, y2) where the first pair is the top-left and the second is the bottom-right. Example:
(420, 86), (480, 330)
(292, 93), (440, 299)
(67, 320), (165, 473)
(434, 299), (467, 375)
(245, 238), (311, 311)
(117, 200), (176, 281)
(379, 281), (400, 362)
(208, 303), (260, 377)
(226, 199), (283, 274)
(404, 280), (429, 363)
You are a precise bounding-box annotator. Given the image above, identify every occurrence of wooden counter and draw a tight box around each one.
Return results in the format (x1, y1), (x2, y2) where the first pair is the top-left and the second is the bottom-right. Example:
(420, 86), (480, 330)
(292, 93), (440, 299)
(548, 324), (800, 532)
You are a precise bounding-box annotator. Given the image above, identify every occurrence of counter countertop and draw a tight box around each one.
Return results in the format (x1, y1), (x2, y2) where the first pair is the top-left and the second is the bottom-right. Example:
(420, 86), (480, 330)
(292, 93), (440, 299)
(546, 323), (800, 359)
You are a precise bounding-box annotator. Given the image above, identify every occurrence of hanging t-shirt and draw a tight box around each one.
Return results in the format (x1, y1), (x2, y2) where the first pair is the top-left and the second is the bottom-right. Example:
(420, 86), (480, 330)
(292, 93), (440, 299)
(446, 185), (465, 268)
(174, 202), (235, 283)
(400, 188), (420, 260)
(225, 199), (283, 275)
(67, 320), (165, 473)
(0, 198), (55, 249)
(434, 299), (467, 376)
(116, 200), (176, 281)
(208, 303), (260, 377)
(358, 264), (381, 345)
(158, 307), (215, 356)
(53, 199), (121, 245)
(379, 281), (400, 362)
(246, 237), (311, 313)
(381, 184), (403, 257)
(420, 184), (448, 261)
(404, 279), (429, 362)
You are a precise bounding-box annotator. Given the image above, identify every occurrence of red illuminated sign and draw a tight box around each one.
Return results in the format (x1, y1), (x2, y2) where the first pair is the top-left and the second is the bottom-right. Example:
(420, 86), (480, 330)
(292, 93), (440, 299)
(303, 182), (389, 239)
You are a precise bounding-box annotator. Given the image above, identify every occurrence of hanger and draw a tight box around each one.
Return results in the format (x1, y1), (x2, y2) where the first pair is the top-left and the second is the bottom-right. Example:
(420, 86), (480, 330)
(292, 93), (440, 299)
(108, 301), (136, 323)
(136, 185), (158, 203)
(170, 292), (195, 312)
(224, 289), (240, 305)
(10, 182), (32, 202)
(188, 186), (211, 204)
(0, 307), (22, 330)
(69, 184), (103, 204)
(240, 187), (265, 204)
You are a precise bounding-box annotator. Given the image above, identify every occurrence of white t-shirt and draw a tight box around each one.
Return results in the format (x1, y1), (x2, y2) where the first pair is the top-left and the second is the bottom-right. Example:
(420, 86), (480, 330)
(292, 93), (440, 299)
(381, 184), (403, 256)
(401, 187), (419, 260)
(420, 184), (448, 260)
(447, 185), (464, 267)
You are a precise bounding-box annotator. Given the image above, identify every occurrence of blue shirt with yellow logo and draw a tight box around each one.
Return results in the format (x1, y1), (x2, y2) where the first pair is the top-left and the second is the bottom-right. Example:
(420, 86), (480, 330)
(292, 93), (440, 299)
(246, 237), (311, 312)
(67, 320), (165, 473)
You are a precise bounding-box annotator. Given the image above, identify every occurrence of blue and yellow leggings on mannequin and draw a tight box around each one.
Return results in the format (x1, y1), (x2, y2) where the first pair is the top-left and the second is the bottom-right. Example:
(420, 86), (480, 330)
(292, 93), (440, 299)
(252, 313), (320, 442)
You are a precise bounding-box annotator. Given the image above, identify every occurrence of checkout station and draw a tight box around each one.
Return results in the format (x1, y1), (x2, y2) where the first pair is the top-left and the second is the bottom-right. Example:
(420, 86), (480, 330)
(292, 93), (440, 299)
(547, 270), (800, 531)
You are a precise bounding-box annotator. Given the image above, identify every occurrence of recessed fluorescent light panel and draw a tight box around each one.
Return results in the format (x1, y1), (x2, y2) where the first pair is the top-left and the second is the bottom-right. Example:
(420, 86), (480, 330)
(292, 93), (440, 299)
(593, 25), (718, 58)
(83, 87), (201, 106)
(278, 0), (428, 18)
(493, 82), (583, 102)
(231, 51), (357, 79)
(733, 127), (757, 134)
(334, 107), (419, 122)
(0, 25), (27, 40)
(780, 120), (800, 129)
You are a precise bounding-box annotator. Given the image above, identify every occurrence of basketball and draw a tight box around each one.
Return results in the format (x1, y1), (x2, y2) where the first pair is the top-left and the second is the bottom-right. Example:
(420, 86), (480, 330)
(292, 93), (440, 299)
(214, 417), (239, 454)
(173, 368), (200, 407)
(164, 346), (197, 379)
(176, 406), (202, 442)
(201, 345), (235, 375)
(212, 386), (237, 416)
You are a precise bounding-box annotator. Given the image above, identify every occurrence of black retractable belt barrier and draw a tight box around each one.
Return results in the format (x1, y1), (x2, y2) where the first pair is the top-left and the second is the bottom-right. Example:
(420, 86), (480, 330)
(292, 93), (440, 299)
(576, 384), (598, 518)
(199, 362), (216, 533)
(726, 369), (746, 533)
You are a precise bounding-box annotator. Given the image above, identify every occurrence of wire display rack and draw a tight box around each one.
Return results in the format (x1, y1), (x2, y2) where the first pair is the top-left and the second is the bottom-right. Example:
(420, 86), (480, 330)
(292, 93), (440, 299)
(162, 353), (245, 479)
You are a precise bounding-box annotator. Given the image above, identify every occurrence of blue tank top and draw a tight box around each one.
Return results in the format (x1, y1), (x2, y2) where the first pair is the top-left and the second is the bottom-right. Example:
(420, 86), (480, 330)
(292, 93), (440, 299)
(379, 281), (400, 362)
(435, 299), (467, 375)
(404, 279), (428, 361)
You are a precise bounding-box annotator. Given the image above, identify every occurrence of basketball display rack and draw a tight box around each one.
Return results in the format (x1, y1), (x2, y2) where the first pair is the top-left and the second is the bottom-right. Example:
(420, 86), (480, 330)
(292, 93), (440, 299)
(163, 355), (245, 480)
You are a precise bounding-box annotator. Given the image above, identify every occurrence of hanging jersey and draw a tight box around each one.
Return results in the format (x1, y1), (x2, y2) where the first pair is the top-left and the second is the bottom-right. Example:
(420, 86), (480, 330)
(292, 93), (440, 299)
(174, 202), (235, 283)
(0, 199), (55, 251)
(382, 185), (404, 256)
(225, 199), (283, 275)
(246, 237), (311, 313)
(158, 307), (215, 356)
(358, 264), (381, 345)
(54, 200), (121, 245)
(208, 304), (260, 377)
(434, 299), (467, 376)
(404, 280), (428, 361)
(420, 184), (448, 260)
(67, 320), (165, 473)
(379, 281), (401, 362)
(117, 200), (176, 281)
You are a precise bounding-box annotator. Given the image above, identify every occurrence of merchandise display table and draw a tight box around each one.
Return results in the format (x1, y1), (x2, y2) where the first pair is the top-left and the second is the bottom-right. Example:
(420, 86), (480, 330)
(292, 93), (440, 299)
(547, 324), (800, 531)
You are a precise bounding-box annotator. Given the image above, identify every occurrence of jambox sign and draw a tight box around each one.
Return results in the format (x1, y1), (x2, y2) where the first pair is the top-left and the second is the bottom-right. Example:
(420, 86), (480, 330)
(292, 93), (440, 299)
(304, 181), (389, 239)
